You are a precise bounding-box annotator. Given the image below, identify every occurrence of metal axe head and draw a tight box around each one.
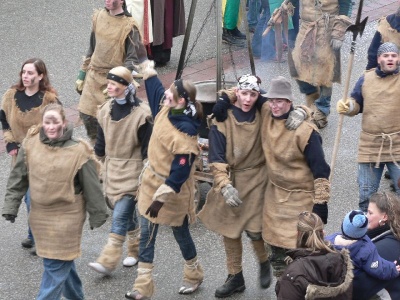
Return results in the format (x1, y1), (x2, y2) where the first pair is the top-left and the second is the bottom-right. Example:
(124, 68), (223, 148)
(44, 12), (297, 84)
(347, 16), (369, 40)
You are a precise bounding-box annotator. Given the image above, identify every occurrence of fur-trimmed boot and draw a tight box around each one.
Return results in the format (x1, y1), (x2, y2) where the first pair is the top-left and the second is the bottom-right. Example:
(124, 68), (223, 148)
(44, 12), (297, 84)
(313, 109), (328, 129)
(125, 262), (154, 300)
(215, 271), (246, 298)
(123, 229), (140, 267)
(88, 233), (125, 275)
(179, 256), (204, 294)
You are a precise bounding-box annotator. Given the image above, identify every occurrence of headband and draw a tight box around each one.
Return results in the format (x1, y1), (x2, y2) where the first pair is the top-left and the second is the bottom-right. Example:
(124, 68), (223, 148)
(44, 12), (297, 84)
(107, 72), (130, 86)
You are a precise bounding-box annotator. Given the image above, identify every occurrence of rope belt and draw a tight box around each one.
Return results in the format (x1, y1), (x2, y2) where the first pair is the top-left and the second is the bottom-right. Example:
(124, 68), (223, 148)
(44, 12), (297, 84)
(270, 179), (314, 193)
(361, 130), (400, 168)
(138, 161), (167, 186)
(229, 162), (265, 182)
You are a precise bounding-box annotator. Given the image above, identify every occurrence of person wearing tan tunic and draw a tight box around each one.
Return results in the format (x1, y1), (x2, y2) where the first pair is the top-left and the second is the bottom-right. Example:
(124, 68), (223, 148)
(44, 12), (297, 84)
(198, 75), (272, 298)
(125, 60), (204, 300)
(2, 104), (108, 300)
(75, 0), (147, 143)
(260, 76), (330, 278)
(337, 42), (400, 212)
(87, 67), (153, 276)
(290, 0), (352, 129)
(0, 58), (59, 252)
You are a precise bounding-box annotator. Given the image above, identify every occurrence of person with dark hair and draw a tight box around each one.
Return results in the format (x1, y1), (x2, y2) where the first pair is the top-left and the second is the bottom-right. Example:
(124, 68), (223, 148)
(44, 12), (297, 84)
(2, 103), (108, 300)
(0, 58), (59, 252)
(367, 5), (400, 70)
(352, 192), (400, 299)
(76, 0), (147, 144)
(337, 42), (400, 212)
(198, 74), (272, 298)
(326, 209), (400, 298)
(88, 66), (152, 275)
(125, 60), (204, 300)
(276, 211), (353, 300)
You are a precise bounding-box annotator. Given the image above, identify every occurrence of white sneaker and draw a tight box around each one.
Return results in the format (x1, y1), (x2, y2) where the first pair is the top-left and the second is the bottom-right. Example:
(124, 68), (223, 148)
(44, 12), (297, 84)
(123, 256), (138, 267)
(88, 262), (112, 275)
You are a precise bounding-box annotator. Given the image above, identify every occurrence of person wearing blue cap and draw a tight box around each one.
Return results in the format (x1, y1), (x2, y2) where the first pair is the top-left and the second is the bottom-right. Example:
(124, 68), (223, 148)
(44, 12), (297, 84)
(326, 209), (400, 296)
(337, 42), (400, 213)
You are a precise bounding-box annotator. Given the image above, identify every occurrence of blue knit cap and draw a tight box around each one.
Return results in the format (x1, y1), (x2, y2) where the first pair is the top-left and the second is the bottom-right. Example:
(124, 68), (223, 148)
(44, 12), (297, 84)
(341, 210), (368, 239)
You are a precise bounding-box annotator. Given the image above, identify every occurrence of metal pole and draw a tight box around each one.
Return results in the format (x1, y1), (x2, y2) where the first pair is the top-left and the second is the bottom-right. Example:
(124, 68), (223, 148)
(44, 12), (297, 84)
(216, 0), (222, 93)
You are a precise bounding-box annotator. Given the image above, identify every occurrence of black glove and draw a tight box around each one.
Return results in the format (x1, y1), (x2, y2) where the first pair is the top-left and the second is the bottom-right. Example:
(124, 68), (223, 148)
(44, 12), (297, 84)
(3, 214), (16, 223)
(145, 201), (164, 218)
(312, 203), (328, 224)
(212, 94), (231, 122)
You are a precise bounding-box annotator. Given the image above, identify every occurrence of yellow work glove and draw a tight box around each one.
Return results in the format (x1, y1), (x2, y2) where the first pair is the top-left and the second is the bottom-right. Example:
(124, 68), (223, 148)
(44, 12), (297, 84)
(336, 98), (359, 116)
(75, 70), (86, 95)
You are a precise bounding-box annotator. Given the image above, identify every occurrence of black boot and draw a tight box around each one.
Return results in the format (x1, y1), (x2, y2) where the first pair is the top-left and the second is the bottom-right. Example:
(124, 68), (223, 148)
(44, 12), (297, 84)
(222, 28), (245, 46)
(227, 27), (246, 39)
(259, 260), (273, 289)
(215, 271), (245, 298)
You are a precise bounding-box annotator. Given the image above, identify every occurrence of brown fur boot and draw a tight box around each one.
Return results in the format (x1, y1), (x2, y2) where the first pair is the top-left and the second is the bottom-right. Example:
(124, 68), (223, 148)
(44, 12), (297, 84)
(127, 262), (154, 299)
(123, 228), (140, 267)
(89, 233), (125, 275)
(313, 109), (328, 129)
(179, 256), (204, 294)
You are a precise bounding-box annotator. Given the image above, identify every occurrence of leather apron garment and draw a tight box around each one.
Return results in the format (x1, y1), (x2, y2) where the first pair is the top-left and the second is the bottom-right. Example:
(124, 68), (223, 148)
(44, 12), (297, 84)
(137, 106), (199, 226)
(24, 130), (92, 260)
(261, 106), (317, 249)
(198, 110), (267, 239)
(97, 101), (151, 205)
(291, 0), (340, 87)
(1, 89), (57, 144)
(358, 70), (400, 164)
(78, 9), (138, 117)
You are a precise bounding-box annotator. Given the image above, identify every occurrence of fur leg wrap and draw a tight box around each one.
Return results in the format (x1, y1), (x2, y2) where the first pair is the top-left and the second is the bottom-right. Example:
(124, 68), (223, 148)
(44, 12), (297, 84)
(133, 262), (154, 297)
(127, 228), (140, 258)
(97, 233), (125, 270)
(223, 236), (243, 275)
(251, 239), (269, 264)
(183, 256), (204, 285)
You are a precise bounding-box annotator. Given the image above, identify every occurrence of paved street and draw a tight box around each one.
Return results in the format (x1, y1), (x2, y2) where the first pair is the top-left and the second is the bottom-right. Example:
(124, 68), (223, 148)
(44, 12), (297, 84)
(0, 0), (398, 299)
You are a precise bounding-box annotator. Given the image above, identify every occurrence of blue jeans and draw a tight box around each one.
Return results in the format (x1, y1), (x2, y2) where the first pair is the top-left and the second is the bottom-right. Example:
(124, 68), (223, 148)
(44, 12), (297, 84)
(111, 195), (138, 236)
(37, 259), (84, 300)
(252, 0), (276, 60)
(296, 80), (333, 116)
(24, 188), (34, 242)
(358, 162), (400, 212)
(247, 0), (261, 29)
(138, 215), (197, 263)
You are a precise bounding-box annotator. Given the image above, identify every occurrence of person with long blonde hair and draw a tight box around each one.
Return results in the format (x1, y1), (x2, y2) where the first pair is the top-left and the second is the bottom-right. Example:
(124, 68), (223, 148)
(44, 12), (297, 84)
(276, 212), (353, 300)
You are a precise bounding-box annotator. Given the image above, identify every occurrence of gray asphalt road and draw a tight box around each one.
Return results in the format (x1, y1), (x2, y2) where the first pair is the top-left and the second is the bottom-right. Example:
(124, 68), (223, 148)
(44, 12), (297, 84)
(0, 1), (393, 299)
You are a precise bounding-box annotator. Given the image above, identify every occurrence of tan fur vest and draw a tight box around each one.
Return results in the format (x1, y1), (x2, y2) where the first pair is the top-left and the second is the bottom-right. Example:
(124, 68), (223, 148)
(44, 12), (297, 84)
(1, 89), (58, 144)
(261, 105), (317, 249)
(292, 0), (340, 86)
(358, 70), (400, 164)
(198, 110), (267, 238)
(138, 106), (199, 226)
(23, 129), (92, 260)
(97, 101), (151, 204)
(378, 17), (400, 46)
(78, 9), (138, 117)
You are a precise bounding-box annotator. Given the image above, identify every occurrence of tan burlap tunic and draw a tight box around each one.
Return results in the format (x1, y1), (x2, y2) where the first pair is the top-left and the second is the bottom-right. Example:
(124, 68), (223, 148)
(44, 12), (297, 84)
(261, 106), (318, 249)
(137, 106), (199, 226)
(23, 131), (94, 260)
(292, 0), (340, 87)
(378, 17), (400, 46)
(1, 89), (58, 144)
(358, 70), (400, 164)
(78, 9), (139, 117)
(198, 110), (267, 239)
(97, 101), (151, 205)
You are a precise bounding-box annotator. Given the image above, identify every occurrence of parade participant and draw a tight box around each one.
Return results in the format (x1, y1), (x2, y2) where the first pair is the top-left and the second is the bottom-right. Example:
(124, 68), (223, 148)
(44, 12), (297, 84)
(352, 192), (400, 299)
(76, 0), (147, 144)
(88, 66), (152, 275)
(198, 74), (272, 298)
(367, 5), (400, 70)
(337, 42), (400, 212)
(275, 211), (353, 300)
(260, 76), (331, 277)
(2, 103), (108, 300)
(124, 60), (204, 300)
(0, 58), (59, 252)
(326, 209), (400, 298)
(289, 0), (353, 128)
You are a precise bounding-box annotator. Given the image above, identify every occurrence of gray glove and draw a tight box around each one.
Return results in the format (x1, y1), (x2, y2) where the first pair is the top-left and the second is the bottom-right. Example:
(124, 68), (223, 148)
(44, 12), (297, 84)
(221, 184), (242, 207)
(285, 107), (308, 130)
